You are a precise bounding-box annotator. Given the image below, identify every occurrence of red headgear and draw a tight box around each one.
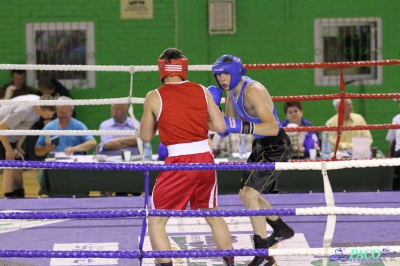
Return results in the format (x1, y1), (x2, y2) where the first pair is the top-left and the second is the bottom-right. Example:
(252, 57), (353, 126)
(158, 58), (188, 82)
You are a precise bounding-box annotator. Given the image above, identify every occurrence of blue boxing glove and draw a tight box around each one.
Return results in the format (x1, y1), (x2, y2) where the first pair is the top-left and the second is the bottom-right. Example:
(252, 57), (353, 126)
(208, 85), (224, 115)
(208, 85), (222, 106)
(222, 116), (255, 135)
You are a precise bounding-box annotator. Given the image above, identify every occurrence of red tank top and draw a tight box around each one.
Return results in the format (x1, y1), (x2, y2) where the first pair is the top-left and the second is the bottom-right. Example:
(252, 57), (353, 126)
(156, 81), (209, 146)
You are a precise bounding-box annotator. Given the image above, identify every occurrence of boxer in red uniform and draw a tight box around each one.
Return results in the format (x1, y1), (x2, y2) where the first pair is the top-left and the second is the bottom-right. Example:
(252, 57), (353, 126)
(140, 48), (234, 266)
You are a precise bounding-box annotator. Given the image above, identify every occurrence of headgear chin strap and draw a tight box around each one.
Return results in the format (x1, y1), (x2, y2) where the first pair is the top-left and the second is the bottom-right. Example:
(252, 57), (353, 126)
(212, 54), (247, 90)
(158, 58), (188, 83)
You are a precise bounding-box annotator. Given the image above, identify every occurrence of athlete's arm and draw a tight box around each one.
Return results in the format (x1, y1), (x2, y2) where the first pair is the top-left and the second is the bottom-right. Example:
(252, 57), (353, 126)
(205, 89), (226, 133)
(140, 90), (159, 143)
(244, 82), (279, 137)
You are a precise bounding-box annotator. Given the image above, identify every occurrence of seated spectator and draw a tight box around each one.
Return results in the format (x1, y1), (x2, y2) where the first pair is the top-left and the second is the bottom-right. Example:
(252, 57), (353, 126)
(98, 104), (139, 156)
(386, 111), (400, 190)
(25, 77), (74, 161)
(281, 101), (320, 148)
(0, 94), (55, 198)
(326, 99), (373, 151)
(0, 70), (34, 100)
(99, 103), (141, 196)
(35, 96), (97, 157)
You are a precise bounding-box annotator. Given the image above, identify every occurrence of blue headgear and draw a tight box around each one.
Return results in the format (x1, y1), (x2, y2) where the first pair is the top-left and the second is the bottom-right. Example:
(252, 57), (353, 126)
(211, 54), (247, 90)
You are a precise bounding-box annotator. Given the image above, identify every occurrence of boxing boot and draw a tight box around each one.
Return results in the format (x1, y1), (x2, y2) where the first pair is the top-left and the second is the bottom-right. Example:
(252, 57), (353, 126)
(266, 217), (294, 247)
(14, 188), (25, 198)
(223, 256), (235, 266)
(4, 191), (16, 198)
(248, 234), (275, 266)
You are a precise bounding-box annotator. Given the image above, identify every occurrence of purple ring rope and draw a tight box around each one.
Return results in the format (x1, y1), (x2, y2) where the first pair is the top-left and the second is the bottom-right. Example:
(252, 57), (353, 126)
(0, 160), (278, 260)
(0, 208), (296, 219)
(0, 160), (275, 171)
(0, 250), (140, 258)
(0, 248), (269, 259)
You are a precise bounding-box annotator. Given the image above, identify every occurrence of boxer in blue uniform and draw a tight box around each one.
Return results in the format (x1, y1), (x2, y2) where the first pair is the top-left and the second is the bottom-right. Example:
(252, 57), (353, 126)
(209, 55), (294, 266)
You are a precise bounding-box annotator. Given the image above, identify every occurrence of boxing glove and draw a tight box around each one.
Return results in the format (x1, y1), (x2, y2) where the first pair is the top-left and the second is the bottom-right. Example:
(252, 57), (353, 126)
(208, 85), (222, 106)
(222, 117), (255, 135)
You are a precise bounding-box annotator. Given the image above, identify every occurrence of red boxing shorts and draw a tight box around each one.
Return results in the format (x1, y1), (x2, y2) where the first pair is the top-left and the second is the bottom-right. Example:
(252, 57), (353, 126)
(151, 141), (218, 210)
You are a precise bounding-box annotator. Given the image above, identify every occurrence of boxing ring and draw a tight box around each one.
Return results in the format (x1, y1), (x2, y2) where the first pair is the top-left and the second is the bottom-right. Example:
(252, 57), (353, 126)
(1, 60), (400, 266)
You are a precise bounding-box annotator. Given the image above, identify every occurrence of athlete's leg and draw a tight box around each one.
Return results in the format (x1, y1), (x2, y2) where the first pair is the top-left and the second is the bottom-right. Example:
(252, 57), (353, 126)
(203, 207), (234, 266)
(149, 216), (172, 264)
(239, 186), (267, 238)
(203, 207), (233, 250)
(258, 196), (278, 221)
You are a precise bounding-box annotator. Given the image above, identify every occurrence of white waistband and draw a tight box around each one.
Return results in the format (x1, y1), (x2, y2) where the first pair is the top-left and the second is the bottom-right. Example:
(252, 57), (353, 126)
(167, 139), (210, 156)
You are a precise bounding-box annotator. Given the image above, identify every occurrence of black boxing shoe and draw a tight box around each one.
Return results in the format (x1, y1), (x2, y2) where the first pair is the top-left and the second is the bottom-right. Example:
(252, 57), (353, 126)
(266, 217), (294, 247)
(248, 234), (276, 266)
(248, 255), (276, 266)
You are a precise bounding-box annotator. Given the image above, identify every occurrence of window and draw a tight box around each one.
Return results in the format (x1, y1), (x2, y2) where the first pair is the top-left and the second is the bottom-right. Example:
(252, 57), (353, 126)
(208, 0), (236, 35)
(26, 22), (95, 89)
(314, 18), (382, 86)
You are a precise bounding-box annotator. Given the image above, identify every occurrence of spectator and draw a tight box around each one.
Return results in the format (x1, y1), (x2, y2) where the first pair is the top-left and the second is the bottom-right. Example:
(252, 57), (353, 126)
(25, 77), (74, 161)
(0, 94), (55, 198)
(37, 76), (71, 99)
(281, 101), (320, 149)
(34, 96), (97, 157)
(98, 103), (141, 197)
(98, 104), (139, 156)
(326, 99), (373, 151)
(386, 111), (400, 190)
(0, 70), (35, 100)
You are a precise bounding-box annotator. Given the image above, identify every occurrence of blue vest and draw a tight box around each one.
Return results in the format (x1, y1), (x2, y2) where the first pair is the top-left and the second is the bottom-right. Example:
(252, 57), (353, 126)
(229, 76), (282, 138)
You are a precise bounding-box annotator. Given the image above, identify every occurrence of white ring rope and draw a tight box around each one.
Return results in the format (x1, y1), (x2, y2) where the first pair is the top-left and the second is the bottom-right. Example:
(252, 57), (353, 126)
(295, 206), (400, 216)
(127, 66), (144, 160)
(268, 246), (400, 256)
(0, 97), (144, 106)
(0, 64), (211, 72)
(0, 129), (134, 136)
(321, 162), (336, 251)
(275, 158), (400, 170)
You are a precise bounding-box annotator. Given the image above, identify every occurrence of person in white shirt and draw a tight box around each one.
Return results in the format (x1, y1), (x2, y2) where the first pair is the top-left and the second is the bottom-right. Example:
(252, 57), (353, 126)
(0, 94), (55, 198)
(386, 111), (400, 190)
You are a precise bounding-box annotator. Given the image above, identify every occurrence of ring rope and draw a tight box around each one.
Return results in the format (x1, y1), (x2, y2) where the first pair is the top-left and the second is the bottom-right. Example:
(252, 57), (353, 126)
(0, 129), (136, 136)
(0, 59), (399, 72)
(1, 59), (399, 262)
(0, 97), (144, 106)
(1, 246), (399, 259)
(321, 162), (336, 249)
(1, 158), (400, 171)
(272, 92), (400, 101)
(1, 206), (400, 220)
(2, 92), (400, 106)
(2, 124), (400, 136)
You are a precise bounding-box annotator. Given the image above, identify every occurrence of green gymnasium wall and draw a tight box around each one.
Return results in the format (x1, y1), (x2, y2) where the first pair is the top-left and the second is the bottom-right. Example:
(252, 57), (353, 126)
(0, 0), (399, 154)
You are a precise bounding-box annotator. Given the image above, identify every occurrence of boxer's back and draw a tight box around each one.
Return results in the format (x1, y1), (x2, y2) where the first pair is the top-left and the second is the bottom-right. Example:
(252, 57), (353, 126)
(156, 81), (208, 146)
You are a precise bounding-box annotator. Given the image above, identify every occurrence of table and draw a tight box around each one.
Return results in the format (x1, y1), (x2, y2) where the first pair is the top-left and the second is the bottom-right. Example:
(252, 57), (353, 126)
(37, 154), (394, 197)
